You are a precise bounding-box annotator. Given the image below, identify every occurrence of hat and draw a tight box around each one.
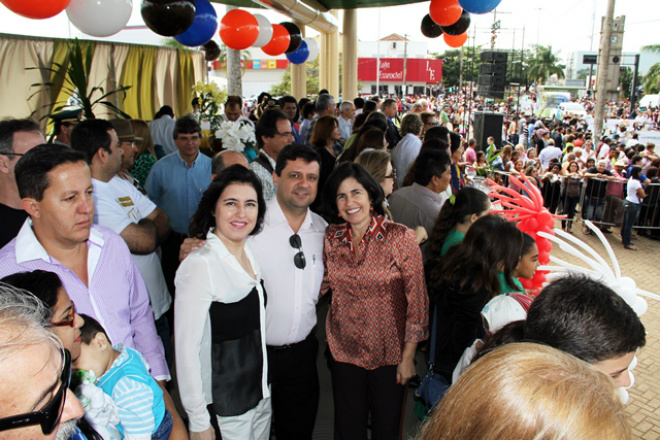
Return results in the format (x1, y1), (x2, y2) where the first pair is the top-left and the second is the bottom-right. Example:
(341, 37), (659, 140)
(50, 108), (82, 124)
(537, 129), (549, 137)
(110, 119), (142, 142)
(481, 293), (532, 335)
(615, 159), (628, 167)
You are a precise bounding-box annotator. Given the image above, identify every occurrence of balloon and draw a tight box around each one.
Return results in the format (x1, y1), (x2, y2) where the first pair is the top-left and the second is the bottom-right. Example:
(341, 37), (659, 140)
(443, 31), (467, 47)
(458, 0), (502, 14)
(429, 0), (462, 27)
(286, 40), (309, 64)
(441, 10), (470, 36)
(252, 14), (273, 48)
(219, 9), (259, 50)
(261, 24), (290, 56)
(141, 0), (196, 36)
(536, 238), (552, 253)
(174, 0), (217, 47)
(203, 40), (221, 61)
(280, 22), (302, 54)
(1, 0), (70, 19)
(304, 37), (319, 61)
(66, 0), (132, 38)
(421, 14), (443, 38)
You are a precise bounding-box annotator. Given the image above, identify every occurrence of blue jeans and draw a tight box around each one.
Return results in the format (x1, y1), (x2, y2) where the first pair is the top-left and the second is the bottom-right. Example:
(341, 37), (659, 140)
(621, 201), (641, 246)
(152, 410), (173, 440)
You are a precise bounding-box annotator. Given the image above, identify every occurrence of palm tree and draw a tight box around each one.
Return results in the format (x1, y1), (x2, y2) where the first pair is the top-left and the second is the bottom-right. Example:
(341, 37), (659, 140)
(642, 44), (660, 94)
(526, 45), (565, 85)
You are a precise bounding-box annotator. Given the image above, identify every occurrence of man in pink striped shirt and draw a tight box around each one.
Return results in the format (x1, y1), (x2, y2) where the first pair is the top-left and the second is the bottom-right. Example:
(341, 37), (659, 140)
(0, 145), (168, 379)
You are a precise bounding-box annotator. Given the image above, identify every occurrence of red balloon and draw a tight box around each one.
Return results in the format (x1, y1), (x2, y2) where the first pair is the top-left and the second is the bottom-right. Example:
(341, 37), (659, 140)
(536, 238), (552, 253)
(219, 9), (259, 50)
(261, 24), (290, 56)
(443, 31), (467, 47)
(429, 0), (463, 27)
(1, 0), (70, 19)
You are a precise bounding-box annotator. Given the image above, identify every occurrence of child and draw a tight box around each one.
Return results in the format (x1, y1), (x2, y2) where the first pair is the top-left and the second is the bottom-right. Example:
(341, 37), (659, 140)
(74, 315), (172, 440)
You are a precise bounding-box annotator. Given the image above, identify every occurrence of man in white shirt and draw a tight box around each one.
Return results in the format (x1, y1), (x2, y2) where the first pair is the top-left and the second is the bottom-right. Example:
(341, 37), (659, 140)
(219, 95), (255, 128)
(71, 119), (173, 364)
(250, 144), (327, 440)
(149, 105), (177, 155)
(338, 101), (355, 141)
(538, 139), (562, 171)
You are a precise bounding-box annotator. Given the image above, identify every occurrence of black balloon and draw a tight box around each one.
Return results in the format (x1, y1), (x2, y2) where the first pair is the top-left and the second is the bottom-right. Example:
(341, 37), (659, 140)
(441, 10), (471, 36)
(421, 14), (443, 38)
(141, 0), (196, 37)
(280, 22), (302, 54)
(203, 40), (221, 61)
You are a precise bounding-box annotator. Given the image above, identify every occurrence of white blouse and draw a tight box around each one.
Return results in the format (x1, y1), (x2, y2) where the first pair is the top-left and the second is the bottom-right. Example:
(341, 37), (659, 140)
(174, 230), (269, 432)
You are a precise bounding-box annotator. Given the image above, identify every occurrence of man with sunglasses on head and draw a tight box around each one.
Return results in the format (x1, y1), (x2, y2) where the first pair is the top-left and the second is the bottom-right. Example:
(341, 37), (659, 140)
(0, 284), (84, 440)
(249, 144), (327, 440)
(251, 109), (296, 201)
(0, 118), (46, 248)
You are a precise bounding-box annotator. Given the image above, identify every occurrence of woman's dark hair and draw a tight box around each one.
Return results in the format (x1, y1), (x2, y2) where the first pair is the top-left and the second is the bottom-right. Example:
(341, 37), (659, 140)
(309, 115), (338, 148)
(302, 102), (315, 119)
(449, 132), (462, 154)
(188, 165), (266, 239)
(323, 162), (385, 223)
(0, 270), (63, 319)
(356, 128), (386, 153)
(363, 100), (378, 114)
(401, 137), (450, 187)
(427, 187), (490, 259)
(424, 125), (450, 143)
(429, 215), (524, 300)
(352, 112), (369, 133)
(630, 165), (643, 180)
(477, 275), (646, 364)
(520, 232), (536, 256)
(339, 119), (388, 163)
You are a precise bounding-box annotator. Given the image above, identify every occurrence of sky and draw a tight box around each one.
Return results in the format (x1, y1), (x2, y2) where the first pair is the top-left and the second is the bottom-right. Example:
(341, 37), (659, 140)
(1, 0), (658, 66)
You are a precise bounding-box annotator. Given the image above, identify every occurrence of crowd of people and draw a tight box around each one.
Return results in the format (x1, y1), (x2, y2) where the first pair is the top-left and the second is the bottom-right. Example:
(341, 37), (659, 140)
(0, 88), (654, 440)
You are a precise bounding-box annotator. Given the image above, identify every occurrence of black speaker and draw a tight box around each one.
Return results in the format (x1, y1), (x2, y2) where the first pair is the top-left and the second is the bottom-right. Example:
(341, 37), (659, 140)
(479, 63), (507, 75)
(478, 75), (506, 99)
(480, 51), (508, 63)
(473, 111), (504, 150)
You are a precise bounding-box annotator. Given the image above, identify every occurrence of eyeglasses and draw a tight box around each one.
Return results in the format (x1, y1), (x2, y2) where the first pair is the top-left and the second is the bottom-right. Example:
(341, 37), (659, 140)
(385, 168), (397, 179)
(122, 141), (136, 148)
(0, 349), (71, 435)
(52, 301), (76, 328)
(275, 132), (295, 138)
(289, 234), (306, 270)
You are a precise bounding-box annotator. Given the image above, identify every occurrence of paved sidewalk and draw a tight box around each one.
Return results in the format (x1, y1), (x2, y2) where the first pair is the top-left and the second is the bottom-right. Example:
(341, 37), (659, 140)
(550, 223), (660, 440)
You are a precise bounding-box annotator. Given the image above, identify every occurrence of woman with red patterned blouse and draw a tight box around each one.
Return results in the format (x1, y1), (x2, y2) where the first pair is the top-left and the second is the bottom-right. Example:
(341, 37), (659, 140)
(321, 162), (429, 440)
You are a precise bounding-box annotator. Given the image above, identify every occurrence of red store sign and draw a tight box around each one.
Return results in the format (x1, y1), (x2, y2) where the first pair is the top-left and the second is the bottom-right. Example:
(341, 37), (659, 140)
(358, 57), (443, 84)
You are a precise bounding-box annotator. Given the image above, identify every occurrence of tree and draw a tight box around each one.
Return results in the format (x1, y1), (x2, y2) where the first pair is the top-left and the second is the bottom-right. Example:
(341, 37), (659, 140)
(526, 45), (565, 85)
(642, 44), (660, 94)
(432, 46), (481, 89)
(270, 57), (320, 96)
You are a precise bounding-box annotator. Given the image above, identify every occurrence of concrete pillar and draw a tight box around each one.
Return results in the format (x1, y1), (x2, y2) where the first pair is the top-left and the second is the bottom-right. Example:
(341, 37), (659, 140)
(327, 10), (340, 98)
(291, 21), (307, 99)
(342, 9), (358, 101)
(319, 29), (328, 92)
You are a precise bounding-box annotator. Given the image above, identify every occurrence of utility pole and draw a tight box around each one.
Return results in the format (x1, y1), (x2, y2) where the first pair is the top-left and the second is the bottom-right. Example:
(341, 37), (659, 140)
(594, 0), (616, 140)
(403, 33), (409, 97)
(630, 54), (640, 114)
(225, 5), (243, 96)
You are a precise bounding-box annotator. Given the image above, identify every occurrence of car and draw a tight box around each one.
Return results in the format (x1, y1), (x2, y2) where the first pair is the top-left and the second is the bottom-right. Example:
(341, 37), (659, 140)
(557, 102), (587, 120)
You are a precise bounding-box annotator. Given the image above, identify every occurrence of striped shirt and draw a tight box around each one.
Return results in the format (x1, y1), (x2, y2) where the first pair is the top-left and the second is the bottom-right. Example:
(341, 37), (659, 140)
(0, 221), (169, 380)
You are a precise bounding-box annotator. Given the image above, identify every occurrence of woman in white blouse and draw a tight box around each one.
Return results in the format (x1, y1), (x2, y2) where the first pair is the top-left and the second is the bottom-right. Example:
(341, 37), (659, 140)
(175, 165), (269, 440)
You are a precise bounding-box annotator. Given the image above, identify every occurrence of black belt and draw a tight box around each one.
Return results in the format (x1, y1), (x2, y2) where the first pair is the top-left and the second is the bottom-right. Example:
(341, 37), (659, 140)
(267, 332), (314, 352)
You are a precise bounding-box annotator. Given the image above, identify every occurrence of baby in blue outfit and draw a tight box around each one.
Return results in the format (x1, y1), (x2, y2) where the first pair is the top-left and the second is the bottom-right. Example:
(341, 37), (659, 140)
(74, 314), (172, 440)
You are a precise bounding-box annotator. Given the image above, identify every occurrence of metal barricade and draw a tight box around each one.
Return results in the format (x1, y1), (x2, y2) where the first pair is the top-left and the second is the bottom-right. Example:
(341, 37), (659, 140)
(638, 181), (660, 235)
(579, 177), (626, 231)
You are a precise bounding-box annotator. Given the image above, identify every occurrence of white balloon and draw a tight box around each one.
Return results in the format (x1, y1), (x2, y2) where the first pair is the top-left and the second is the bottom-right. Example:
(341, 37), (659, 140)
(66, 0), (133, 38)
(252, 14), (273, 48)
(304, 37), (319, 61)
(632, 297), (648, 317)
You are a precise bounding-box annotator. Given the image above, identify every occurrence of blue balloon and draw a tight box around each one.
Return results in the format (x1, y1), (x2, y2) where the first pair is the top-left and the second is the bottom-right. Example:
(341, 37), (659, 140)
(174, 0), (218, 47)
(458, 0), (502, 14)
(285, 40), (309, 65)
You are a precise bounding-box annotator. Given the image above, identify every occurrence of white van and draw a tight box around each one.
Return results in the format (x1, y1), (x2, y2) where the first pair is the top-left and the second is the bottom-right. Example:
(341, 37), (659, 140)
(639, 94), (660, 109)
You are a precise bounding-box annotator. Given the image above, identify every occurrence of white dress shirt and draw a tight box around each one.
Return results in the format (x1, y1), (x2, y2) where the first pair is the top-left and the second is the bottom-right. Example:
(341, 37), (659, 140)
(174, 231), (269, 432)
(249, 198), (327, 346)
(149, 115), (177, 155)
